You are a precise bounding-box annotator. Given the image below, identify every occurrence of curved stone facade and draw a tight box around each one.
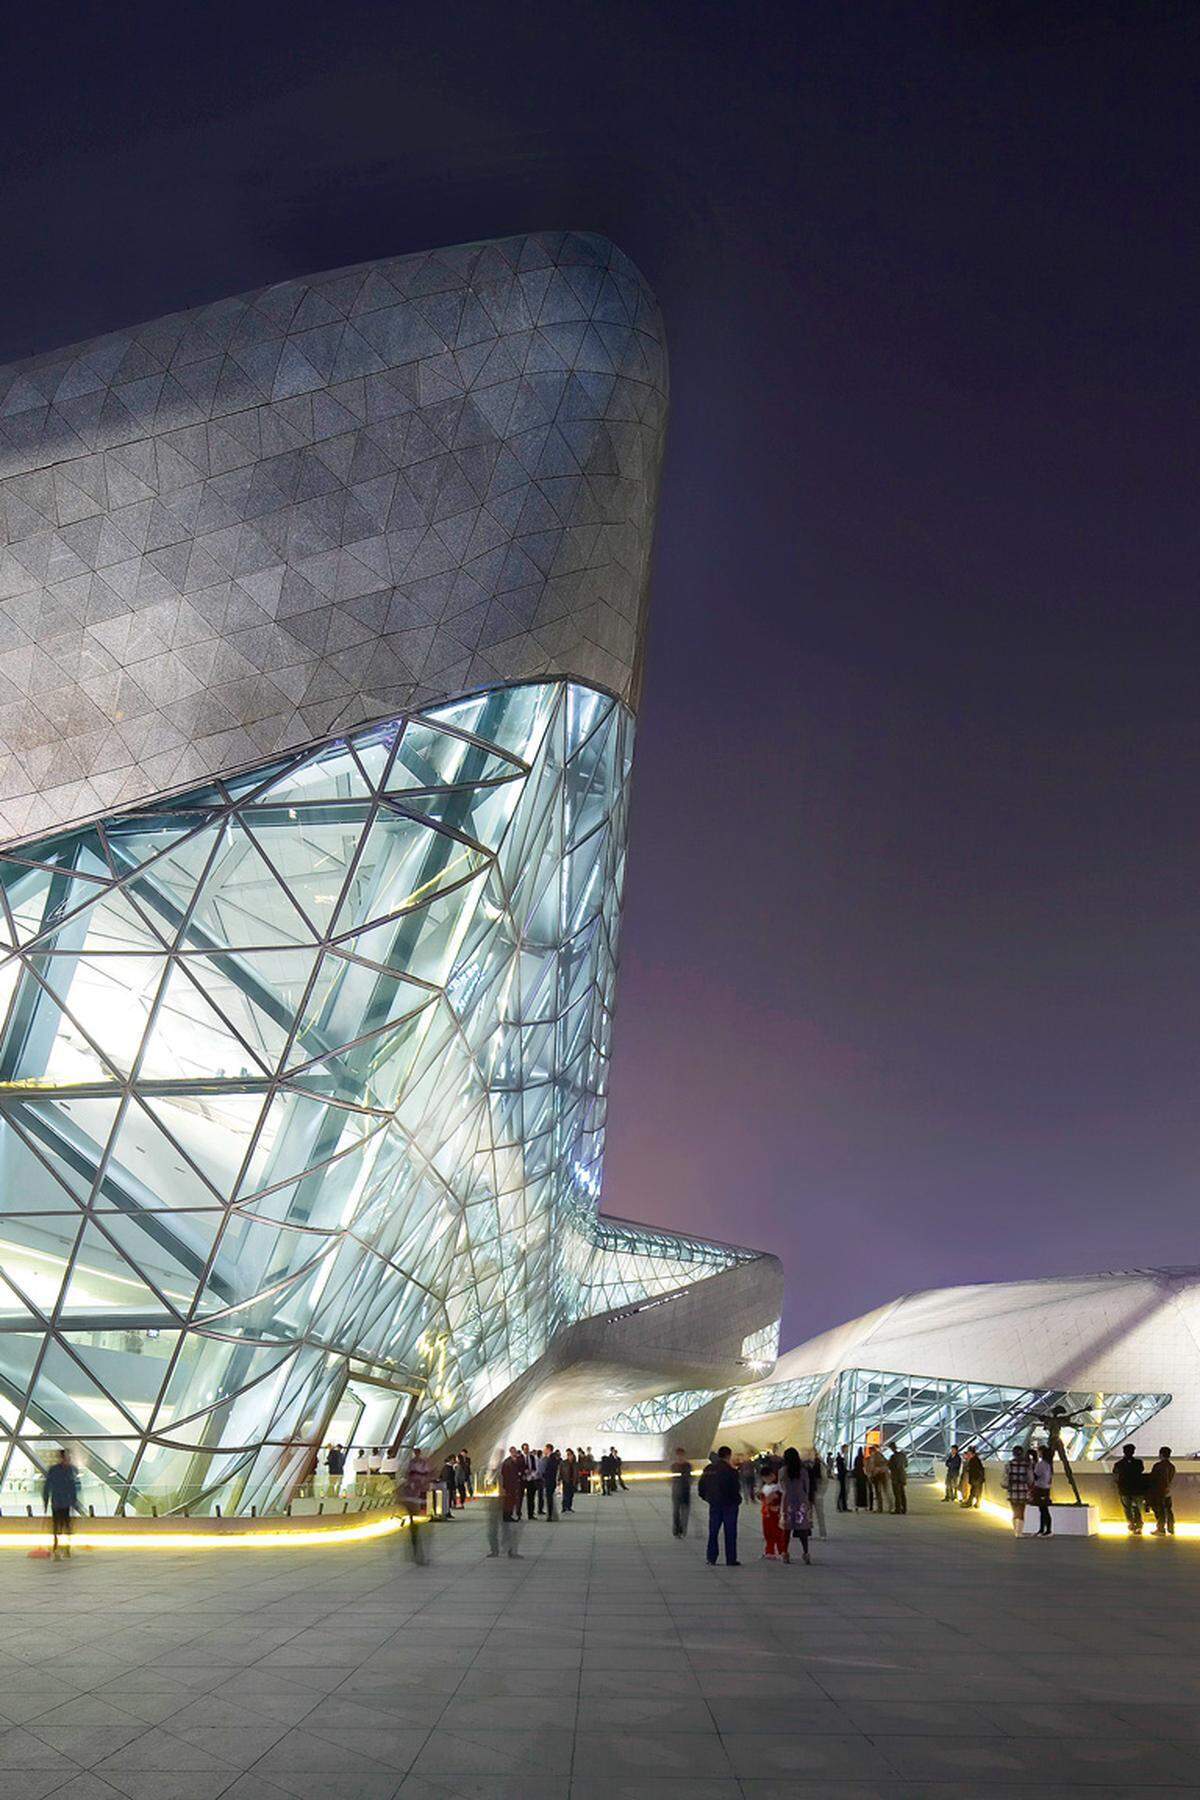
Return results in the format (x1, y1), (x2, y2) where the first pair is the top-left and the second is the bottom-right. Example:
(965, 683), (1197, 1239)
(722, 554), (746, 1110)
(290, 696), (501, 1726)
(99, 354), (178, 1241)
(0, 231), (667, 844)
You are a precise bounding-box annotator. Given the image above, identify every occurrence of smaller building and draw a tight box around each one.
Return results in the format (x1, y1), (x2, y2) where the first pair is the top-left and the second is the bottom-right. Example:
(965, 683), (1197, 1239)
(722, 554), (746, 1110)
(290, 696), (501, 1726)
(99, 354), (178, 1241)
(713, 1268), (1200, 1464)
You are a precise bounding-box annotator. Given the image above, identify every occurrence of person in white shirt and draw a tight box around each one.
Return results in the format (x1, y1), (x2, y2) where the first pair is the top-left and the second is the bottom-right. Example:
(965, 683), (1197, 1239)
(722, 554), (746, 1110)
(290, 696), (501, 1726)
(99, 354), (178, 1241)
(1030, 1445), (1054, 1536)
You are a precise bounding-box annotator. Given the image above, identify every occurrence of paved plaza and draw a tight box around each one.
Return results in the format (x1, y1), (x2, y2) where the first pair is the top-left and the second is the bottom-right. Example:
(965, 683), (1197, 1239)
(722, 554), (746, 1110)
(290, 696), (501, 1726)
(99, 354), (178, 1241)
(0, 1486), (1196, 1799)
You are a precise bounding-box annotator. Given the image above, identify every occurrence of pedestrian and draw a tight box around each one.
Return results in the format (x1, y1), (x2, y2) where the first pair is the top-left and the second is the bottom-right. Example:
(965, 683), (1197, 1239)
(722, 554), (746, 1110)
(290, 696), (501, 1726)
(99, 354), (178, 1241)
(759, 1475), (788, 1560)
(540, 1444), (561, 1520)
(779, 1445), (813, 1563)
(670, 1446), (692, 1538)
(943, 1444), (962, 1502)
(493, 1444), (525, 1558)
(438, 1452), (458, 1520)
(867, 1446), (891, 1513)
(1030, 1444), (1053, 1535)
(521, 1442), (541, 1519)
(582, 1446), (595, 1493)
(698, 1445), (741, 1566)
(399, 1447), (434, 1563)
(1003, 1443), (1031, 1538)
(739, 1456), (757, 1510)
(598, 1450), (613, 1494)
(801, 1447), (827, 1538)
(326, 1442), (345, 1496)
(852, 1447), (869, 1510)
(1113, 1443), (1145, 1534)
(43, 1448), (80, 1561)
(888, 1445), (908, 1514)
(561, 1447), (577, 1513)
(611, 1447), (629, 1491)
(962, 1446), (986, 1508)
(835, 1445), (849, 1511)
(1146, 1446), (1176, 1537)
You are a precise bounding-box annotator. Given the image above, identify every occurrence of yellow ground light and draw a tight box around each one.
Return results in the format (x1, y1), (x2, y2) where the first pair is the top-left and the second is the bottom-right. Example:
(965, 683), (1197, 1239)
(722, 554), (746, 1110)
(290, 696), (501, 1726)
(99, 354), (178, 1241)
(928, 1481), (1200, 1539)
(0, 1471), (680, 1551)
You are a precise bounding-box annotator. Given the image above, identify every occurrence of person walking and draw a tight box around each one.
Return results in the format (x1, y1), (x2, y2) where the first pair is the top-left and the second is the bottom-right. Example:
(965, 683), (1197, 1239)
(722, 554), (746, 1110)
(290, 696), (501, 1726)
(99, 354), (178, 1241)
(670, 1447), (692, 1538)
(399, 1447), (434, 1563)
(779, 1445), (813, 1563)
(801, 1448), (827, 1539)
(867, 1446), (891, 1513)
(698, 1446), (741, 1566)
(962, 1446), (986, 1508)
(943, 1445), (962, 1502)
(835, 1446), (849, 1512)
(739, 1456), (758, 1512)
(43, 1448), (80, 1560)
(1113, 1443), (1145, 1534)
(1030, 1445), (1054, 1535)
(852, 1447), (869, 1510)
(612, 1448), (629, 1491)
(581, 1446), (595, 1493)
(561, 1447), (577, 1513)
(1146, 1446), (1176, 1536)
(888, 1445), (908, 1514)
(1003, 1443), (1031, 1537)
(325, 1442), (345, 1496)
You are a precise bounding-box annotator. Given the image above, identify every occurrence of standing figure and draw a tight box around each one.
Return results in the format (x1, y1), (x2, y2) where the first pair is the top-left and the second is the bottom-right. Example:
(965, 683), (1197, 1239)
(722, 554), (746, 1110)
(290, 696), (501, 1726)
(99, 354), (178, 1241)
(1029, 1444), (1054, 1535)
(326, 1442), (345, 1496)
(1146, 1446), (1176, 1537)
(962, 1446), (986, 1508)
(801, 1447), (827, 1539)
(1026, 1404), (1090, 1505)
(759, 1476), (788, 1560)
(778, 1445), (813, 1563)
(43, 1448), (80, 1561)
(1003, 1443), (1031, 1537)
(698, 1446), (742, 1566)
(521, 1442), (541, 1518)
(494, 1445), (525, 1558)
(867, 1446), (891, 1513)
(540, 1444), (561, 1520)
(835, 1446), (849, 1512)
(561, 1448), (577, 1513)
(611, 1448), (629, 1491)
(943, 1444), (962, 1502)
(670, 1447), (692, 1538)
(1113, 1443), (1145, 1534)
(888, 1445), (908, 1514)
(399, 1447), (434, 1563)
(852, 1447), (869, 1510)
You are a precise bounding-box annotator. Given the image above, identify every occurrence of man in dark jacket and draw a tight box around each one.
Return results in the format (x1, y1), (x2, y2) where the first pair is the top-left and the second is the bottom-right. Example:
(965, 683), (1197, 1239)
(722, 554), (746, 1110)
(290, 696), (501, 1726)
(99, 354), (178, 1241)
(43, 1449), (80, 1560)
(1113, 1443), (1145, 1534)
(697, 1446), (741, 1566)
(1146, 1446), (1176, 1537)
(943, 1445), (962, 1502)
(835, 1446), (849, 1512)
(539, 1445), (561, 1520)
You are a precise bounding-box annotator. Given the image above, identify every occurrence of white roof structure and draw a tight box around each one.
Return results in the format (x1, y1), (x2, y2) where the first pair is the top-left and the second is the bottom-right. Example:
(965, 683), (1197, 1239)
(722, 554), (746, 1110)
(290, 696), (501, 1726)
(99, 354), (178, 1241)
(729, 1268), (1200, 1457)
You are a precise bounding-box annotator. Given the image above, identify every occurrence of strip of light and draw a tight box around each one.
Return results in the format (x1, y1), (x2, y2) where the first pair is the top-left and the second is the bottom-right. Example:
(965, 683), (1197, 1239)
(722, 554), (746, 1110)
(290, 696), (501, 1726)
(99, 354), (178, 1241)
(927, 1480), (1200, 1539)
(0, 1514), (408, 1551)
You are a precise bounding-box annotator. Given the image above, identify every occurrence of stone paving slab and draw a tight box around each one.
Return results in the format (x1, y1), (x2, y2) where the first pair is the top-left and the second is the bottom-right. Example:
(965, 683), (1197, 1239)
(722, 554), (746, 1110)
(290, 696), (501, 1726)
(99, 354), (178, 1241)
(1, 1485), (1197, 1796)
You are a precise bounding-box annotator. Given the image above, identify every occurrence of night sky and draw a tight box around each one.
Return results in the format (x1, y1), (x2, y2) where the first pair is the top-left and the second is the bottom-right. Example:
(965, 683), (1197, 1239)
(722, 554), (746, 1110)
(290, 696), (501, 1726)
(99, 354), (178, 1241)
(5, 3), (1199, 1344)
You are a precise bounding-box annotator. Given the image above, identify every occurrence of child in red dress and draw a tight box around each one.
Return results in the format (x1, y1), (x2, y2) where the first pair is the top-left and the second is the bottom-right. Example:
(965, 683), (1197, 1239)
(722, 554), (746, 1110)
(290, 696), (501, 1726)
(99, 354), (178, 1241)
(760, 1480), (789, 1560)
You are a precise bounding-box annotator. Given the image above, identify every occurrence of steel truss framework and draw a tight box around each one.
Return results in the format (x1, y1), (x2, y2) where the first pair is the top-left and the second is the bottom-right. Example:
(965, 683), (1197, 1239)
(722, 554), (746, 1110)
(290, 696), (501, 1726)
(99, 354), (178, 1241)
(814, 1367), (1171, 1462)
(0, 676), (742, 1515)
(721, 1369), (827, 1425)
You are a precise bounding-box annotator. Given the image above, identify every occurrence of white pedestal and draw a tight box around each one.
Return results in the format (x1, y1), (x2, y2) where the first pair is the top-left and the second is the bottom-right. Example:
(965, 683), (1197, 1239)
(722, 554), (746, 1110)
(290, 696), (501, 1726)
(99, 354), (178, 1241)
(1022, 1503), (1098, 1536)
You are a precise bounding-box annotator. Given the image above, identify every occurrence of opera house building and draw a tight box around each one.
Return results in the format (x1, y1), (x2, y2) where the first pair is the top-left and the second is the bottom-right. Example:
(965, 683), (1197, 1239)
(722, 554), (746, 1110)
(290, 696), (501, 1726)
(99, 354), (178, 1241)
(0, 232), (781, 1516)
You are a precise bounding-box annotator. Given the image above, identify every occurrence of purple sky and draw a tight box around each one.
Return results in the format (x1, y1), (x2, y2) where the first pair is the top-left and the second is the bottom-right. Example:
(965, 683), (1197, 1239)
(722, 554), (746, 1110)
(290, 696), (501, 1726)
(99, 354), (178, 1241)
(4, 3), (1199, 1343)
